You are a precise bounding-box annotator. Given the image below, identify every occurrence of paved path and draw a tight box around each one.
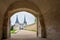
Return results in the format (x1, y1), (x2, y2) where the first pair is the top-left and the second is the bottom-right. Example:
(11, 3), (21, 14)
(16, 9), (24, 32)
(11, 30), (50, 40)
(11, 30), (37, 40)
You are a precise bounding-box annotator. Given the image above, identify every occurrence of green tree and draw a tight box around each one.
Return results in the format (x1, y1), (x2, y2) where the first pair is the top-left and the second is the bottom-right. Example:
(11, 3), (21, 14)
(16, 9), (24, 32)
(10, 26), (13, 30)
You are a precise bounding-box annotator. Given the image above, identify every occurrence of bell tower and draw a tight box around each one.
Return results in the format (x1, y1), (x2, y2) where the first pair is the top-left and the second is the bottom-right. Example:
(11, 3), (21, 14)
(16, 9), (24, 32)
(15, 15), (19, 23)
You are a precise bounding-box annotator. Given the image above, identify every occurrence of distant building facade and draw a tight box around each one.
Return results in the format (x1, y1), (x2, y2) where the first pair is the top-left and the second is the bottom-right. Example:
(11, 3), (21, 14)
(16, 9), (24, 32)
(11, 15), (27, 30)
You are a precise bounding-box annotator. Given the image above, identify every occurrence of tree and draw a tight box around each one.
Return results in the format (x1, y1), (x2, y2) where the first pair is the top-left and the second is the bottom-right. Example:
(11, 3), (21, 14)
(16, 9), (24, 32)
(10, 26), (13, 30)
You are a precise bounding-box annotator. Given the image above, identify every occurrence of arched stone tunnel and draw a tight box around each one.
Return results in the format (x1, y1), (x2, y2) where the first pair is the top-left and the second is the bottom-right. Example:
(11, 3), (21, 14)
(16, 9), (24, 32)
(0, 0), (60, 40)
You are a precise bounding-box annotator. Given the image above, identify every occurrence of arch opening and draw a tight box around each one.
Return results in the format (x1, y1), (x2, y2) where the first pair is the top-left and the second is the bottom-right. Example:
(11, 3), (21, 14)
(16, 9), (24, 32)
(2, 0), (47, 40)
(10, 11), (38, 39)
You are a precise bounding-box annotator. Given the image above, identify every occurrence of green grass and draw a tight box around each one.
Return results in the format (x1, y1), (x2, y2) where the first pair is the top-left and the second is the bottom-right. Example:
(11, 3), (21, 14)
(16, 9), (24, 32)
(10, 30), (16, 34)
(25, 29), (37, 32)
(30, 30), (37, 32)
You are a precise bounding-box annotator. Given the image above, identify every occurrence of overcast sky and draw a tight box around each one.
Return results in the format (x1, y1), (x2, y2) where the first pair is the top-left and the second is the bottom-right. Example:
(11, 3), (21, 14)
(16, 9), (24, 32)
(10, 11), (36, 26)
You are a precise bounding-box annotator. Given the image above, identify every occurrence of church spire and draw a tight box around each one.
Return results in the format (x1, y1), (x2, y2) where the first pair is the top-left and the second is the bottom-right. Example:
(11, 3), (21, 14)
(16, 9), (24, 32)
(24, 15), (27, 24)
(15, 15), (19, 23)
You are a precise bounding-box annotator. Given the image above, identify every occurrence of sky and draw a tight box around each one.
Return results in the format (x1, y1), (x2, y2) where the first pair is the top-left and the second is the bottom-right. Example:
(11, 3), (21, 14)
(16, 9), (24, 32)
(10, 11), (36, 26)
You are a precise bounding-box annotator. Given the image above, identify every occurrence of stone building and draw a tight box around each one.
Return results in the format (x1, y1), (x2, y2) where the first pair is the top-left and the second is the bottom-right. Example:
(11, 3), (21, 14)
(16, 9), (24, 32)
(12, 15), (27, 30)
(13, 15), (20, 30)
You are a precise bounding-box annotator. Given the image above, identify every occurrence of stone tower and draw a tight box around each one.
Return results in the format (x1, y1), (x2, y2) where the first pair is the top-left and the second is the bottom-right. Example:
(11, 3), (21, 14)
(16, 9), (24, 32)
(15, 15), (19, 23)
(14, 15), (20, 30)
(23, 15), (27, 26)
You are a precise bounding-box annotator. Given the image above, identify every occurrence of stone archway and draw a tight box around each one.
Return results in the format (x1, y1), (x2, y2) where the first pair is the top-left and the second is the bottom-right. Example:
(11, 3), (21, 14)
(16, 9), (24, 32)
(10, 10), (39, 39)
(2, 0), (46, 39)
(7, 8), (40, 39)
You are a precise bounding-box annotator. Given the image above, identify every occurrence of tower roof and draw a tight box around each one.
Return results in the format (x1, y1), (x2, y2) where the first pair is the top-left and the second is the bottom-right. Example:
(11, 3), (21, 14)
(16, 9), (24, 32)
(24, 15), (27, 24)
(15, 15), (19, 23)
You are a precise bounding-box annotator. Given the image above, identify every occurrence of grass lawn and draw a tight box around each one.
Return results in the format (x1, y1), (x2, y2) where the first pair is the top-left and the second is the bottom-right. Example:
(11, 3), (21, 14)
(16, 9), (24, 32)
(10, 30), (16, 34)
(29, 30), (37, 32)
(25, 29), (37, 32)
(25, 24), (37, 32)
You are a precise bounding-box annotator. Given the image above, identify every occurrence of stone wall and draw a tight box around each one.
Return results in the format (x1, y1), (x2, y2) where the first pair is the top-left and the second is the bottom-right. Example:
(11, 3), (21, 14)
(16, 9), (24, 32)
(39, 0), (60, 40)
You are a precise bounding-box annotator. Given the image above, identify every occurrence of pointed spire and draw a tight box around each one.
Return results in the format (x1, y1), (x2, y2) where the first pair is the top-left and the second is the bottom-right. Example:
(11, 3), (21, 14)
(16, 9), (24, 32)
(24, 15), (27, 24)
(15, 15), (19, 23)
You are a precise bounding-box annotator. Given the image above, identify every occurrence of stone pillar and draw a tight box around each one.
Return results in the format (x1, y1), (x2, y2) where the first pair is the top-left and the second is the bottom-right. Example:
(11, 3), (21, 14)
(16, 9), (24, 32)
(7, 17), (11, 39)
(2, 16), (8, 39)
(37, 16), (41, 38)
(39, 15), (47, 38)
